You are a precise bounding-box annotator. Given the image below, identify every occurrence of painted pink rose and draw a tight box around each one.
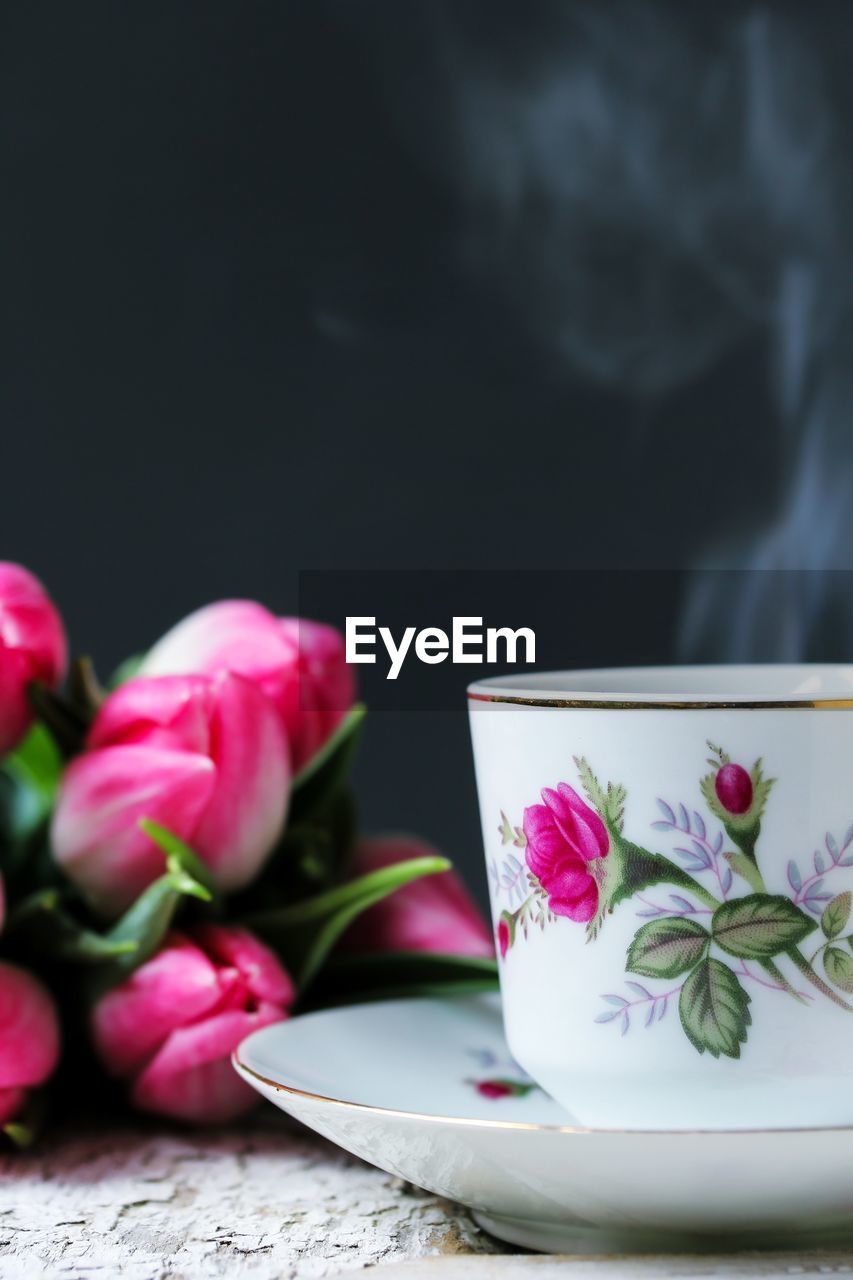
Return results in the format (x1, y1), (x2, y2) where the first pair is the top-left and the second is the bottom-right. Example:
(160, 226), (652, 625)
(497, 918), (510, 959)
(91, 925), (294, 1124)
(0, 562), (67, 758)
(140, 601), (355, 771)
(523, 783), (609, 922)
(476, 1080), (513, 1099)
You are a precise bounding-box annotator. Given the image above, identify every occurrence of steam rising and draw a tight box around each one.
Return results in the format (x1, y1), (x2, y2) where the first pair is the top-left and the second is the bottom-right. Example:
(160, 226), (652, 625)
(442, 3), (851, 657)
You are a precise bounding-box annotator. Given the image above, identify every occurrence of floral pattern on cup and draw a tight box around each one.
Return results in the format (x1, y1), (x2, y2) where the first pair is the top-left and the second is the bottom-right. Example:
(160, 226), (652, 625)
(494, 743), (853, 1060)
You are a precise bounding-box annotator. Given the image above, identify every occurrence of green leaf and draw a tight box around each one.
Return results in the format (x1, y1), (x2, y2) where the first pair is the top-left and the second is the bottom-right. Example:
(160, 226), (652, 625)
(302, 951), (499, 1008)
(824, 946), (853, 993)
(679, 958), (751, 1059)
(4, 889), (138, 963)
(286, 701), (363, 819)
(574, 756), (607, 816)
(712, 894), (815, 959)
(243, 854), (449, 989)
(109, 652), (146, 688)
(626, 917), (710, 978)
(3, 1122), (35, 1149)
(822, 892), (852, 941)
(748, 758), (774, 824)
(27, 681), (91, 759)
(588, 833), (718, 939)
(1, 724), (63, 841)
(573, 757), (625, 832)
(498, 811), (515, 845)
(93, 855), (213, 990)
(138, 819), (218, 899)
(289, 703), (366, 822)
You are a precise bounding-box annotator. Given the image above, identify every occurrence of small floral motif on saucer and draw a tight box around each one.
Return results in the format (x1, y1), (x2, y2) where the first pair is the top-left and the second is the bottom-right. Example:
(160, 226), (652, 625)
(234, 993), (853, 1254)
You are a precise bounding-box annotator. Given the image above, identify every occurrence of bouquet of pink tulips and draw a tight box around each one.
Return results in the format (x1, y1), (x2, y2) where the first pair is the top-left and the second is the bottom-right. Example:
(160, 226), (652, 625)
(0, 564), (496, 1142)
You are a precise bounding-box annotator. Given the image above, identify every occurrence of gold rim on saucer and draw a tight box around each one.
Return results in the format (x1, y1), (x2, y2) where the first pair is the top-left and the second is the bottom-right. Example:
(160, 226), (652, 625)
(232, 1050), (853, 1138)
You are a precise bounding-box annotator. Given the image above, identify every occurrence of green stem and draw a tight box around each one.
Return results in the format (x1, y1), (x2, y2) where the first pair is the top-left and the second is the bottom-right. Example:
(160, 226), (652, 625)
(760, 958), (809, 1004)
(509, 893), (536, 925)
(787, 946), (853, 1011)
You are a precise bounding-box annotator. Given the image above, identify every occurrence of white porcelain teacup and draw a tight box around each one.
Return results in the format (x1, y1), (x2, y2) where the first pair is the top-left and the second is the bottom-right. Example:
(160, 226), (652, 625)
(469, 664), (853, 1130)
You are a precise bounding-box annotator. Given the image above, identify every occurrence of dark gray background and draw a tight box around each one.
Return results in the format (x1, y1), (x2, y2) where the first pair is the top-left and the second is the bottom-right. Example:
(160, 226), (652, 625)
(4, 2), (852, 904)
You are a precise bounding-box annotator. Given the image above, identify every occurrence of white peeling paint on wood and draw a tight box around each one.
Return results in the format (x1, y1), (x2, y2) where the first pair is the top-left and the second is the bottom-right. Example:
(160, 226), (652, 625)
(0, 1118), (502, 1280)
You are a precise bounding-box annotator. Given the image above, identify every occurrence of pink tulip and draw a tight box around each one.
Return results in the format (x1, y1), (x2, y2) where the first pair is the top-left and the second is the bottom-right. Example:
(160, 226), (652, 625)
(341, 835), (495, 958)
(92, 926), (294, 1124)
(0, 562), (67, 758)
(0, 961), (61, 1126)
(51, 672), (290, 915)
(140, 600), (354, 770)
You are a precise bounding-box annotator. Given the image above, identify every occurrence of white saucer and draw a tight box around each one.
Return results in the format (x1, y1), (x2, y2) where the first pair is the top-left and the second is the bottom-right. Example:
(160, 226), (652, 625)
(233, 994), (853, 1253)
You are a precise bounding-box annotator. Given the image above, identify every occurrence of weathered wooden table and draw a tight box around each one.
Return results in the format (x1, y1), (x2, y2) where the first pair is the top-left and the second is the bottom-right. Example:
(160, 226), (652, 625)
(2, 1117), (851, 1280)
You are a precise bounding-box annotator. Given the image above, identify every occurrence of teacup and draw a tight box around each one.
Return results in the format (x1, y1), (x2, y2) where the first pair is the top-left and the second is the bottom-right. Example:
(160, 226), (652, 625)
(468, 665), (853, 1130)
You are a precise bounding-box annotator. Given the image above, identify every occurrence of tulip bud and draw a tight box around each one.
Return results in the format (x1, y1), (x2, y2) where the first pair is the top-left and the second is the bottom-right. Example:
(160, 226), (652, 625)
(51, 672), (290, 915)
(91, 926), (294, 1124)
(0, 961), (61, 1126)
(0, 563), (67, 758)
(715, 762), (754, 815)
(341, 835), (495, 958)
(140, 600), (354, 770)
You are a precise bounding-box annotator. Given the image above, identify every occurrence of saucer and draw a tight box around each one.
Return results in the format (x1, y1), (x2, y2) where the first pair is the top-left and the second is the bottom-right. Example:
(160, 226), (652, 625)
(233, 993), (853, 1253)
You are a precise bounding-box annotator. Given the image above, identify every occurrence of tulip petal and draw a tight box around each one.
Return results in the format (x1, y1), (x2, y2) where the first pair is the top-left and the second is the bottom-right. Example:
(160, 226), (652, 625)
(0, 562), (67, 687)
(276, 619), (355, 768)
(132, 1002), (284, 1124)
(91, 933), (223, 1077)
(190, 673), (289, 892)
(0, 1086), (27, 1126)
(88, 674), (213, 755)
(193, 924), (295, 1008)
(0, 642), (34, 758)
(52, 746), (216, 915)
(341, 835), (494, 958)
(0, 962), (61, 1089)
(142, 600), (288, 690)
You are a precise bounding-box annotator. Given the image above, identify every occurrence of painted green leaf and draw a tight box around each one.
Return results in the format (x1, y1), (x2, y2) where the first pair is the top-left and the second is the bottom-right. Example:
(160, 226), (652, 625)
(824, 946), (853, 993)
(712, 894), (815, 959)
(821, 892), (852, 941)
(626, 917), (710, 978)
(679, 958), (751, 1058)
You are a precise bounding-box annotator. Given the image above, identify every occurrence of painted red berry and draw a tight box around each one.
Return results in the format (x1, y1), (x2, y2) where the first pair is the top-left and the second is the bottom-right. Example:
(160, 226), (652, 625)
(497, 919), (510, 959)
(477, 1080), (513, 1099)
(715, 763), (753, 815)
